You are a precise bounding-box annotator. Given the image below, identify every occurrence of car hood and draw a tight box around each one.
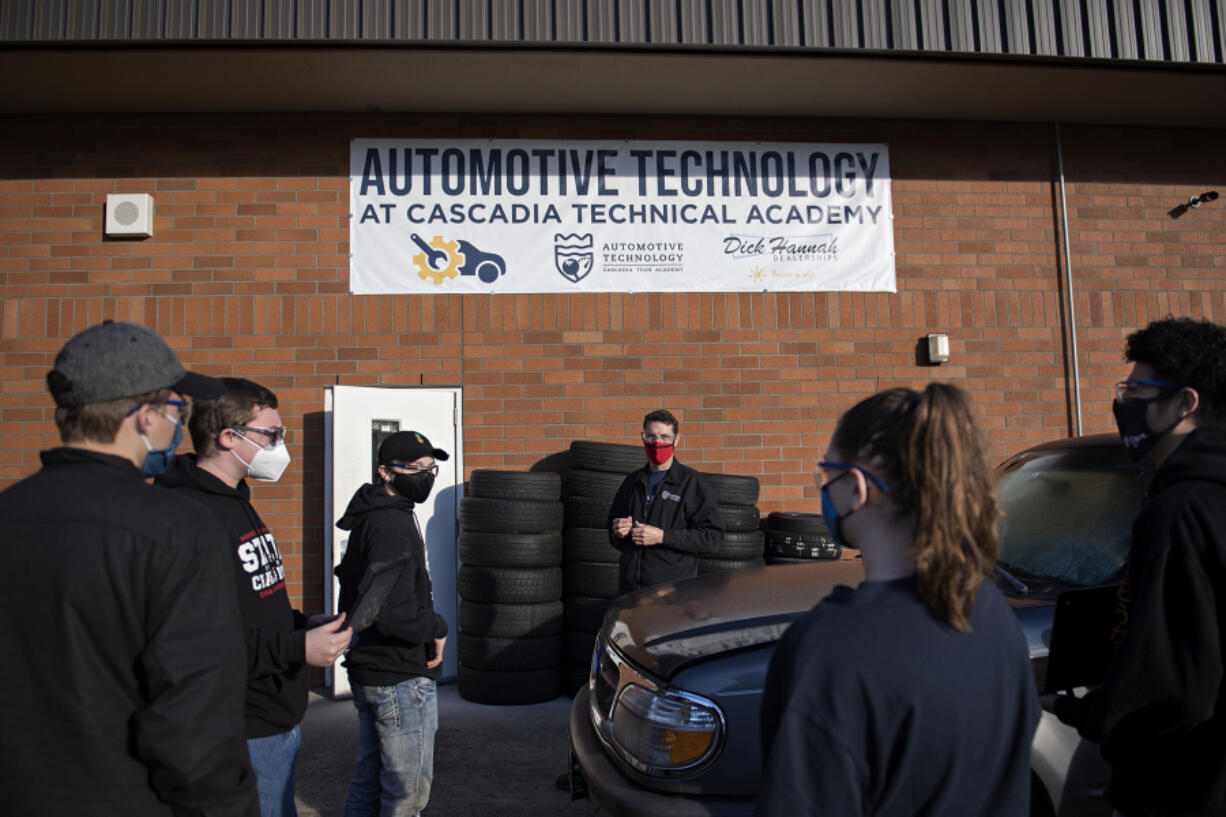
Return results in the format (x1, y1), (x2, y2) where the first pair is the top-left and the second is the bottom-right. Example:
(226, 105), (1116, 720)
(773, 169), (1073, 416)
(603, 560), (868, 680)
(604, 560), (1059, 681)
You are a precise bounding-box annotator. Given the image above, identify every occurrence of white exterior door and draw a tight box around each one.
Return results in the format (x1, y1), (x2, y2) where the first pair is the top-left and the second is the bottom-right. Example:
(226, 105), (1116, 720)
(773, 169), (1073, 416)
(324, 385), (462, 695)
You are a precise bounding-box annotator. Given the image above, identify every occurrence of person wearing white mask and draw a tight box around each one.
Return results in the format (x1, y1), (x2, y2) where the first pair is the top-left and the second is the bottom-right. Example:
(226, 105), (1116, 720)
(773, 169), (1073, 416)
(157, 377), (353, 817)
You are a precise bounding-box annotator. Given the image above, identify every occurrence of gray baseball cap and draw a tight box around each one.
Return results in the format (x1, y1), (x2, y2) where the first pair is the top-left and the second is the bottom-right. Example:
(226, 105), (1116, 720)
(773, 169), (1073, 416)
(46, 321), (225, 407)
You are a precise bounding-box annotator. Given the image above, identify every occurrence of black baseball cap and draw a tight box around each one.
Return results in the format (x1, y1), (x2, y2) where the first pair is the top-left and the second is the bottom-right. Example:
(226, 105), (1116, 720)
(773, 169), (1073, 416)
(46, 321), (225, 408)
(378, 431), (449, 465)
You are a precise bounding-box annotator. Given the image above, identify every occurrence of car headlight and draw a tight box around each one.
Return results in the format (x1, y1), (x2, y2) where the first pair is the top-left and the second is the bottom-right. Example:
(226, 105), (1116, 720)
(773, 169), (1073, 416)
(610, 683), (724, 774)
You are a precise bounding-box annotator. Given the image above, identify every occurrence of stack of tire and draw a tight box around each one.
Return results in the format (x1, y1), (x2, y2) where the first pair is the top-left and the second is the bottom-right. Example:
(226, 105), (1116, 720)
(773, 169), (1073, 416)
(456, 470), (565, 705)
(763, 511), (842, 564)
(561, 441), (644, 695)
(698, 473), (766, 574)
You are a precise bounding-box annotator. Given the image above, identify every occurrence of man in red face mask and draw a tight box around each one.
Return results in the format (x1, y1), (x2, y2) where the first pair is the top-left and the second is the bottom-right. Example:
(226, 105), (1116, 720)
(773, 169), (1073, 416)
(608, 409), (725, 594)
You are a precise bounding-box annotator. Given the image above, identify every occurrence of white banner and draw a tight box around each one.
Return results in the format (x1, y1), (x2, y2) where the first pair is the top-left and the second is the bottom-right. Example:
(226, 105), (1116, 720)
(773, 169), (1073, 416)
(349, 139), (895, 294)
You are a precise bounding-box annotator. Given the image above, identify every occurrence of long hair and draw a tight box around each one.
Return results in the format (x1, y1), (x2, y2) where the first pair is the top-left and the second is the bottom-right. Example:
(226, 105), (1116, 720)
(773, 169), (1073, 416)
(831, 383), (999, 631)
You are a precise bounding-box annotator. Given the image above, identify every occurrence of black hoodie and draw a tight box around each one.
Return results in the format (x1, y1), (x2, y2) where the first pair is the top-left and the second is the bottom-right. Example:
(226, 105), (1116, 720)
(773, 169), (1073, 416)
(157, 454), (308, 739)
(335, 482), (448, 686)
(1055, 427), (1226, 816)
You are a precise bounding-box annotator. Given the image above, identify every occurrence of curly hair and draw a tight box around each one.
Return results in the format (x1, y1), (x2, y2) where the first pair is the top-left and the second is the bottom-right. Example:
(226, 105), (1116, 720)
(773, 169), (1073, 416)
(1125, 317), (1226, 430)
(831, 383), (999, 632)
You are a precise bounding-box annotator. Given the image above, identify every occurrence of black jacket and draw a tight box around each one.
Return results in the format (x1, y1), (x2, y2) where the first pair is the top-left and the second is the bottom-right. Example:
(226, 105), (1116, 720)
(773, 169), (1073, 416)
(1055, 428), (1226, 816)
(0, 448), (257, 817)
(335, 483), (448, 686)
(157, 455), (309, 739)
(757, 577), (1038, 817)
(608, 459), (724, 594)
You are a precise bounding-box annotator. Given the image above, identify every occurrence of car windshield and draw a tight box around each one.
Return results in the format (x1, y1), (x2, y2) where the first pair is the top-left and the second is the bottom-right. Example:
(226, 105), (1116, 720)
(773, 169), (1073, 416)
(995, 445), (1154, 588)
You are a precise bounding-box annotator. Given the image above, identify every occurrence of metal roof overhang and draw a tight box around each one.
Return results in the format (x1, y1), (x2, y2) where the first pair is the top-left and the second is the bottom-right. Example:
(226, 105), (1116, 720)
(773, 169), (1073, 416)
(2, 43), (1224, 127)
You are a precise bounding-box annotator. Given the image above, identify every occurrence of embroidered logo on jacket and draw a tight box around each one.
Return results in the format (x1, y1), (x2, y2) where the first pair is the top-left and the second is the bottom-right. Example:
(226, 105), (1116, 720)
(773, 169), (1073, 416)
(660, 490), (682, 502)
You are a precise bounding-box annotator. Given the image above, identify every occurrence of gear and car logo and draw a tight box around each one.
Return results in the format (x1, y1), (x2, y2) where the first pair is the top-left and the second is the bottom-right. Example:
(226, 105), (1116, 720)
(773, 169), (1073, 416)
(410, 233), (507, 286)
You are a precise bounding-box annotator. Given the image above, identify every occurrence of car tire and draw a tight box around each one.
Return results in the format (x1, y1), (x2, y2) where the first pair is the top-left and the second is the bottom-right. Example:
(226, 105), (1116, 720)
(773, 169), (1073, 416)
(564, 469), (627, 501)
(457, 565), (563, 603)
(468, 469), (562, 502)
(458, 665), (561, 705)
(458, 600), (564, 638)
(698, 557), (766, 574)
(563, 527), (620, 564)
(563, 561), (620, 599)
(569, 441), (645, 474)
(700, 473), (760, 506)
(714, 530), (766, 559)
(458, 633), (563, 671)
(719, 504), (761, 533)
(564, 595), (612, 632)
(459, 497), (564, 534)
(458, 531), (563, 568)
(564, 496), (613, 529)
(766, 511), (829, 534)
(564, 628), (599, 666)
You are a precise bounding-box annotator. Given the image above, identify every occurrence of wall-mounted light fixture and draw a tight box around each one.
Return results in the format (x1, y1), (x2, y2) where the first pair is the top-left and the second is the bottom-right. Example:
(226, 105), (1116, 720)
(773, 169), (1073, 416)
(1169, 190), (1219, 219)
(926, 333), (949, 364)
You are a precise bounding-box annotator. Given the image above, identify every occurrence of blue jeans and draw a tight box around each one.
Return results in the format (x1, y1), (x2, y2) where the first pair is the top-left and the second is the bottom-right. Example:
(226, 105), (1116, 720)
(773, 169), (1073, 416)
(247, 724), (301, 817)
(344, 678), (438, 817)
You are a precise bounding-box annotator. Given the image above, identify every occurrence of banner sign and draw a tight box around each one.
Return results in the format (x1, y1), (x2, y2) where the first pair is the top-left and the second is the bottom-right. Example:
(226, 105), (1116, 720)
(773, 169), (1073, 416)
(349, 139), (894, 294)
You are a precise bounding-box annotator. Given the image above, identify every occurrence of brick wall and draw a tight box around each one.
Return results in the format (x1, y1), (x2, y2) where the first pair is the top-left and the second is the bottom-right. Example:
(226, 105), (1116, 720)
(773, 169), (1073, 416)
(2, 113), (1224, 611)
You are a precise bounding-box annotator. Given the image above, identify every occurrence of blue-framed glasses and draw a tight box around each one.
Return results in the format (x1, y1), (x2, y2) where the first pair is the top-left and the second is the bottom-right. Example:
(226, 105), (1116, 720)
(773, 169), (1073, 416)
(1114, 380), (1183, 404)
(817, 460), (890, 493)
(127, 398), (189, 421)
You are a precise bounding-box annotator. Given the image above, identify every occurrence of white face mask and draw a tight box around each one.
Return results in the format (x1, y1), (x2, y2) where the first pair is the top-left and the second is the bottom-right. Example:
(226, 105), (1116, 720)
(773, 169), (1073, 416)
(230, 432), (291, 482)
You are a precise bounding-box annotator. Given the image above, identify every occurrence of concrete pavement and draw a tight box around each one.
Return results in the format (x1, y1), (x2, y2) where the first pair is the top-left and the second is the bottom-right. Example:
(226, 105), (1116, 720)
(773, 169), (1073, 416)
(294, 683), (597, 816)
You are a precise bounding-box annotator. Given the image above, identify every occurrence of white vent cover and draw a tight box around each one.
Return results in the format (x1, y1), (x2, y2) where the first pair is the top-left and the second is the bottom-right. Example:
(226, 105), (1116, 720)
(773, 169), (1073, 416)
(105, 194), (154, 238)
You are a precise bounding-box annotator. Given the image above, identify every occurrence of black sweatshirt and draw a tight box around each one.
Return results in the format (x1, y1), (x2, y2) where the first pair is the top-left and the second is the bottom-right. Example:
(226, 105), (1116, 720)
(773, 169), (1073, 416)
(757, 577), (1038, 817)
(0, 448), (256, 817)
(158, 454), (309, 739)
(335, 483), (448, 686)
(1054, 427), (1226, 816)
(608, 459), (724, 594)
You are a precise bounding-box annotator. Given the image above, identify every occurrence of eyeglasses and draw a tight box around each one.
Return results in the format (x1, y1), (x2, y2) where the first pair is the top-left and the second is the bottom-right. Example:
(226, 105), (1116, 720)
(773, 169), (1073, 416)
(128, 398), (190, 422)
(1114, 380), (1183, 404)
(642, 432), (676, 444)
(816, 460), (890, 494)
(230, 425), (288, 447)
(390, 461), (440, 477)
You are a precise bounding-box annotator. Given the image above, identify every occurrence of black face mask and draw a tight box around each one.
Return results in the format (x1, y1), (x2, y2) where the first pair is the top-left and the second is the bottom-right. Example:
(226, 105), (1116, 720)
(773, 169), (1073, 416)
(1112, 397), (1180, 462)
(391, 471), (435, 504)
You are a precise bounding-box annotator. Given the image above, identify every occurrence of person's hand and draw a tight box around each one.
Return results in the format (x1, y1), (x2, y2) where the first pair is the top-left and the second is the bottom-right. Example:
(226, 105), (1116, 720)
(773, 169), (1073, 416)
(631, 521), (663, 546)
(612, 516), (633, 538)
(304, 614), (353, 668)
(426, 637), (446, 669)
(306, 613), (341, 628)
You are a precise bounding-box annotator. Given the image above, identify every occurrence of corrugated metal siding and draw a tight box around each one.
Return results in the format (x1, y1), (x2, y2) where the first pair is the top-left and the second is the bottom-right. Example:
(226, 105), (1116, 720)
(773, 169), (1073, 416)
(2, 0), (1221, 65)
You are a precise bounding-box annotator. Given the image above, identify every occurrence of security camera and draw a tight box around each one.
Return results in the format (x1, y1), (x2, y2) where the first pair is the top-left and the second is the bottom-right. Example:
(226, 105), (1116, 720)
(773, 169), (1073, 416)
(1189, 191), (1220, 208)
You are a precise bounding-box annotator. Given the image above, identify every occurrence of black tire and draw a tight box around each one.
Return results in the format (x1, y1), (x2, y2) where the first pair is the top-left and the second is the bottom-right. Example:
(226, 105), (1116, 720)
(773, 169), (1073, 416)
(765, 555), (814, 565)
(459, 497), (564, 534)
(766, 511), (829, 534)
(765, 534), (843, 559)
(458, 600), (564, 638)
(701, 473), (760, 506)
(457, 565), (563, 603)
(564, 469), (627, 501)
(718, 504), (761, 533)
(563, 561), (620, 599)
(564, 595), (612, 632)
(458, 532), (562, 568)
(469, 470), (562, 502)
(458, 665), (561, 705)
(457, 633), (563, 671)
(563, 527), (620, 564)
(563, 662), (591, 698)
(763, 528), (836, 548)
(569, 440), (644, 474)
(564, 629), (599, 666)
(565, 496), (613, 529)
(715, 530), (765, 559)
(698, 557), (765, 574)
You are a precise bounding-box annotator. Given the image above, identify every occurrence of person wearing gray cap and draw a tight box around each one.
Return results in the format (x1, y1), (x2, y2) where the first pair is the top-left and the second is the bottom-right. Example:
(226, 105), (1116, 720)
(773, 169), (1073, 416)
(334, 430), (450, 817)
(0, 321), (259, 817)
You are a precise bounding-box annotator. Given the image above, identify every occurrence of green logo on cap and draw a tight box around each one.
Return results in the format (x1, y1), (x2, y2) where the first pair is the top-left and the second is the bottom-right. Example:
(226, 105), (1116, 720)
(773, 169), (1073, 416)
(415, 433), (424, 443)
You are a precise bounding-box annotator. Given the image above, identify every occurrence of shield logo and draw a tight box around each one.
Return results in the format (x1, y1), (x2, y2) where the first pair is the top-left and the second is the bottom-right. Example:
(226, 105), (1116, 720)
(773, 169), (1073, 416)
(554, 233), (594, 284)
